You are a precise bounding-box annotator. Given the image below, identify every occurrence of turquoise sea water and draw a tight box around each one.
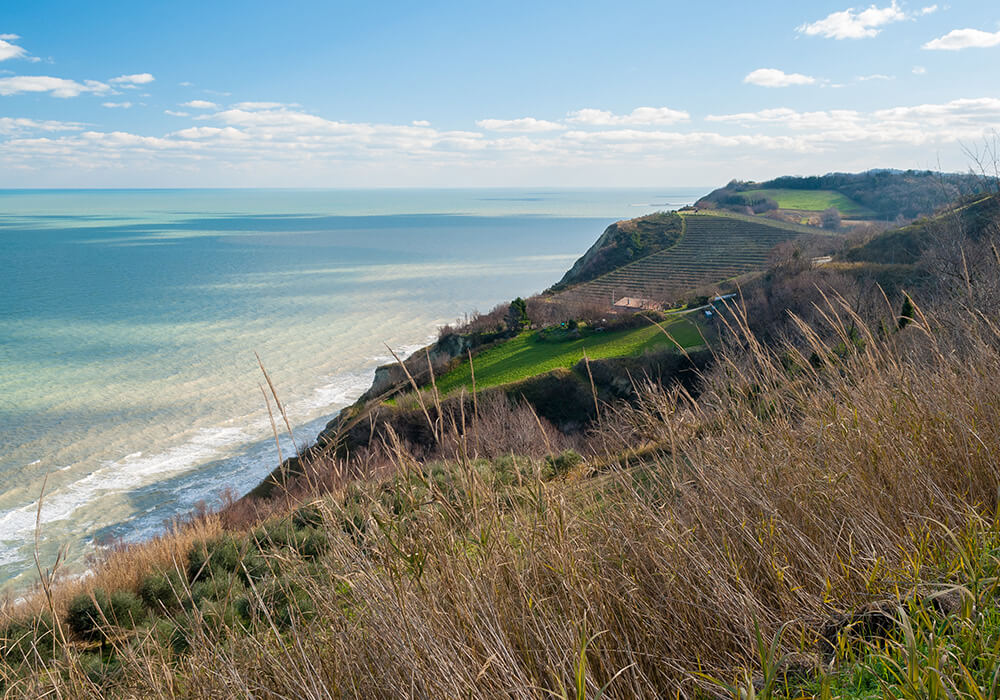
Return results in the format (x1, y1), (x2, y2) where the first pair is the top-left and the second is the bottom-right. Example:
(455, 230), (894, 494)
(0, 188), (703, 589)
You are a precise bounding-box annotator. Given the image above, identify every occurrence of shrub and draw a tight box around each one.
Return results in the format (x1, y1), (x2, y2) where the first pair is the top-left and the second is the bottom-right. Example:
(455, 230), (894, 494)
(138, 569), (185, 611)
(188, 535), (270, 584)
(543, 449), (583, 479)
(66, 589), (146, 641)
(153, 618), (190, 654)
(190, 572), (243, 609)
(0, 612), (56, 664)
(292, 502), (324, 529)
(78, 652), (122, 687)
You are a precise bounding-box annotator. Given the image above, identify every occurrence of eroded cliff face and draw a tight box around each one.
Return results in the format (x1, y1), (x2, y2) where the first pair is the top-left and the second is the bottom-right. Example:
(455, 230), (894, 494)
(359, 333), (476, 403)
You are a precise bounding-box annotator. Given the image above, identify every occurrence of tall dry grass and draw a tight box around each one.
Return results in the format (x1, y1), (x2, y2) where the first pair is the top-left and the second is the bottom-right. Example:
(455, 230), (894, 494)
(5, 263), (1000, 697)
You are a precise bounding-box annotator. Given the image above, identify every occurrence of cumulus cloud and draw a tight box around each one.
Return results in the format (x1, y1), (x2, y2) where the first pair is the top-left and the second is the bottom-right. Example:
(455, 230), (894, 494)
(924, 28), (1000, 51)
(565, 106), (690, 126)
(2, 98), (996, 185)
(182, 99), (218, 109)
(411, 120), (430, 127)
(475, 117), (564, 132)
(706, 98), (1000, 149)
(172, 126), (249, 140)
(0, 117), (83, 135)
(233, 101), (291, 110)
(0, 35), (26, 61)
(0, 75), (110, 97)
(164, 110), (190, 117)
(110, 73), (154, 86)
(744, 68), (816, 87)
(857, 73), (893, 81)
(797, 1), (909, 39)
(102, 101), (132, 108)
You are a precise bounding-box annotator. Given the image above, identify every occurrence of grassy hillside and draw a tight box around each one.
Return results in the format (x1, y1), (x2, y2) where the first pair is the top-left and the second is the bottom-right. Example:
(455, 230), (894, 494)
(555, 212), (812, 305)
(699, 169), (987, 221)
(740, 187), (875, 216)
(432, 319), (701, 395)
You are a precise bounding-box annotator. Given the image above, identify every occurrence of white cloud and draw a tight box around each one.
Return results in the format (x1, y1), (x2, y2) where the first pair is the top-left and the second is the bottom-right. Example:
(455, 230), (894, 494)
(2, 98), (996, 186)
(476, 117), (564, 132)
(565, 106), (690, 126)
(411, 120), (430, 127)
(797, 1), (908, 39)
(179, 81), (193, 87)
(0, 37), (26, 61)
(913, 66), (927, 74)
(110, 73), (154, 86)
(164, 110), (190, 117)
(172, 126), (249, 141)
(232, 101), (294, 110)
(919, 5), (938, 15)
(744, 68), (816, 87)
(102, 101), (132, 108)
(924, 28), (1000, 51)
(857, 73), (894, 81)
(0, 117), (83, 135)
(182, 99), (218, 109)
(0, 75), (110, 97)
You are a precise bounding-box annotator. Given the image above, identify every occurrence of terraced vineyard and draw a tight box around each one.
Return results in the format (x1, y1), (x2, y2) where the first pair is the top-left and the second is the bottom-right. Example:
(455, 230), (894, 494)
(557, 213), (814, 306)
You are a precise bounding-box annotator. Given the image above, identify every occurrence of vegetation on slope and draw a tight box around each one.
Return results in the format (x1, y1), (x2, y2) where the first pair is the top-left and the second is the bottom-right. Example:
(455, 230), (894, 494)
(556, 212), (810, 305)
(698, 169), (986, 220)
(1, 194), (998, 699)
(552, 211), (683, 289)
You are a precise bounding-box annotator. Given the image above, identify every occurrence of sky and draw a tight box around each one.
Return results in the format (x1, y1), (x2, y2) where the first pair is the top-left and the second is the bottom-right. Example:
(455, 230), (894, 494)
(0, 0), (997, 188)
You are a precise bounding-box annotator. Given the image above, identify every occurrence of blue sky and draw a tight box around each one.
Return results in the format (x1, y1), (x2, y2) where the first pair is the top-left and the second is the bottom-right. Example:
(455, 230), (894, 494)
(0, 0), (997, 187)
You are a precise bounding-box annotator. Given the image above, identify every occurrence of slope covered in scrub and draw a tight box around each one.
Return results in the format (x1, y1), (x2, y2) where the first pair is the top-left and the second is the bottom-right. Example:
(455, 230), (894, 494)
(1, 194), (999, 699)
(552, 211), (683, 289)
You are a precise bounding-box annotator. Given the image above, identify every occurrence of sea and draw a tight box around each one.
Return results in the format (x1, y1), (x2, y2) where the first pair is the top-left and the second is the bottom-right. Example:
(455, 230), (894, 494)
(0, 187), (703, 590)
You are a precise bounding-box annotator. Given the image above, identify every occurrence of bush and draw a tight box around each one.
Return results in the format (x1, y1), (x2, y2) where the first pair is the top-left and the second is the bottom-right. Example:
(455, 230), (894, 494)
(78, 652), (122, 687)
(292, 502), (324, 529)
(153, 618), (190, 654)
(188, 535), (270, 584)
(0, 612), (56, 664)
(66, 589), (146, 641)
(190, 572), (243, 609)
(543, 450), (583, 479)
(138, 569), (186, 611)
(252, 521), (329, 561)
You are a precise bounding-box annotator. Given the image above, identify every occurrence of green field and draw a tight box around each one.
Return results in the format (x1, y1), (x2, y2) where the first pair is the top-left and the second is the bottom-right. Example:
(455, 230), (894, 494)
(432, 320), (702, 396)
(741, 188), (875, 216)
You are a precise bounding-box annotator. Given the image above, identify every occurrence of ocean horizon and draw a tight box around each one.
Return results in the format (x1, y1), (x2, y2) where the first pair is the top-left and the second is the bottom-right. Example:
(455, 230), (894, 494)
(0, 187), (705, 589)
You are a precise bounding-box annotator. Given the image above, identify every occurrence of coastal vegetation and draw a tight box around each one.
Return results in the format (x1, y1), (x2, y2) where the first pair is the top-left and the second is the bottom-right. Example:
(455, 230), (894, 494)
(551, 211), (683, 289)
(2, 180), (999, 698)
(698, 169), (987, 221)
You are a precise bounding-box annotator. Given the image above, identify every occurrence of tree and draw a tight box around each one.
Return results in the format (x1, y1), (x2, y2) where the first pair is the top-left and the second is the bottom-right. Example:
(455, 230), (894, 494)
(898, 294), (914, 330)
(506, 297), (529, 332)
(821, 207), (842, 230)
